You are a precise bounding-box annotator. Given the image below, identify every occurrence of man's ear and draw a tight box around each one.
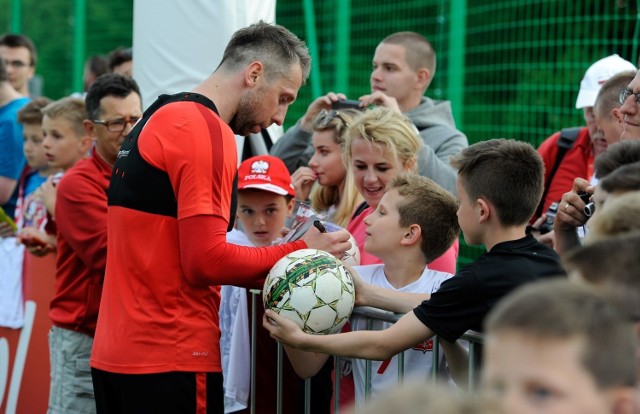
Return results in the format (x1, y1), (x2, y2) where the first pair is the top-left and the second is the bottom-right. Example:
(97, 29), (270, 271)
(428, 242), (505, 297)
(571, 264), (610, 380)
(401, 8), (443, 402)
(286, 197), (296, 216)
(245, 61), (264, 87)
(415, 68), (431, 91)
(83, 119), (95, 138)
(79, 134), (94, 154)
(611, 107), (623, 123)
(401, 223), (422, 247)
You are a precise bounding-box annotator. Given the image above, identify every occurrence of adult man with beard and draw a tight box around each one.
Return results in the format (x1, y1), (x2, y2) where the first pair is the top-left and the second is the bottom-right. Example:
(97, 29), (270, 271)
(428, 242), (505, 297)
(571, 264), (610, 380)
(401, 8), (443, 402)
(89, 21), (351, 414)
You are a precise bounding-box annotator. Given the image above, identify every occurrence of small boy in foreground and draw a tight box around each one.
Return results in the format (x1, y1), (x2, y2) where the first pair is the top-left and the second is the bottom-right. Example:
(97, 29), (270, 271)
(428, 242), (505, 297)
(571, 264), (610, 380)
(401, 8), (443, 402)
(482, 278), (637, 414)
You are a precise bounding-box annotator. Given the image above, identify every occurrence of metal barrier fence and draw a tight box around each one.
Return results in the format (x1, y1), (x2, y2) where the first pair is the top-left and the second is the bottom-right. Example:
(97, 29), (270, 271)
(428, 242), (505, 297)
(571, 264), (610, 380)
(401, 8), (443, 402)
(247, 290), (484, 414)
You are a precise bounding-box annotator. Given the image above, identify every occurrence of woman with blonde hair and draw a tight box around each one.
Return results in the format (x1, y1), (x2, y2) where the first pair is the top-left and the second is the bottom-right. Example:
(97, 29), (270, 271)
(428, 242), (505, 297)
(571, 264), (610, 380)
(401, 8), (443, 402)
(344, 106), (459, 272)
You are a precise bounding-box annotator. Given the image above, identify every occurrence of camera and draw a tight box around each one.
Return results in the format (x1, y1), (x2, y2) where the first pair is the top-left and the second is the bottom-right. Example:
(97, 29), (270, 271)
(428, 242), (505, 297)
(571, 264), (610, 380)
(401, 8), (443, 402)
(331, 99), (362, 110)
(538, 201), (558, 234)
(577, 191), (591, 204)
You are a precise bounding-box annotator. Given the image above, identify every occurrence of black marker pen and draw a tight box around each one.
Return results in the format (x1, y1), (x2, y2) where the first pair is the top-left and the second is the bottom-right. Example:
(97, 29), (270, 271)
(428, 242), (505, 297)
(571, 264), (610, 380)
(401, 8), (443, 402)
(313, 220), (327, 233)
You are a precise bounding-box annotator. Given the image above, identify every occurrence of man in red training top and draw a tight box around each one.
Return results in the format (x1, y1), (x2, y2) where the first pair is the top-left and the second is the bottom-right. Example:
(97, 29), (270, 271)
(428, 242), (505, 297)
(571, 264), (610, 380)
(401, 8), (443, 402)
(90, 21), (351, 414)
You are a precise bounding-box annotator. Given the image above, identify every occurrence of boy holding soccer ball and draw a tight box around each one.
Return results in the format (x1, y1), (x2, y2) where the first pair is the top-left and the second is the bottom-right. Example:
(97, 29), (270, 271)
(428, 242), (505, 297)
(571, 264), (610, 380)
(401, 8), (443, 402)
(264, 139), (565, 395)
(279, 172), (460, 406)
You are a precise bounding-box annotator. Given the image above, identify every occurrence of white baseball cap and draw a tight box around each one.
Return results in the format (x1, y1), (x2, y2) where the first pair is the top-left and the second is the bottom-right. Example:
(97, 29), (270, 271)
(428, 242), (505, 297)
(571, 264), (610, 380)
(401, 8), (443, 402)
(575, 54), (636, 109)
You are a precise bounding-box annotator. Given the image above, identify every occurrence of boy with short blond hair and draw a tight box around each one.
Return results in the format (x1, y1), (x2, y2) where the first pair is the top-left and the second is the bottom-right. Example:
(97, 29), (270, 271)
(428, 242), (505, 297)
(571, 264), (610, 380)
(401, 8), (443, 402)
(264, 139), (564, 389)
(41, 96), (91, 173)
(483, 278), (637, 414)
(18, 96), (91, 252)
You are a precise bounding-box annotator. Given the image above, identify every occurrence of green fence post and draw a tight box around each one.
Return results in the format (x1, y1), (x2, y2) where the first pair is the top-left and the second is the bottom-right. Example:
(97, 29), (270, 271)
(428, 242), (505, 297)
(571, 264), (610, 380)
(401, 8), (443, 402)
(303, 0), (322, 98)
(447, 0), (466, 128)
(72, 0), (86, 94)
(633, 11), (640, 66)
(334, 0), (350, 95)
(10, 0), (21, 32)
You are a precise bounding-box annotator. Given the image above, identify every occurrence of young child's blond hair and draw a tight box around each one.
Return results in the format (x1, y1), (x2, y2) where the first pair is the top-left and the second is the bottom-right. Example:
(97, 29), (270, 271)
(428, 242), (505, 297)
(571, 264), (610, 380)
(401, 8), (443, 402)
(41, 97), (87, 138)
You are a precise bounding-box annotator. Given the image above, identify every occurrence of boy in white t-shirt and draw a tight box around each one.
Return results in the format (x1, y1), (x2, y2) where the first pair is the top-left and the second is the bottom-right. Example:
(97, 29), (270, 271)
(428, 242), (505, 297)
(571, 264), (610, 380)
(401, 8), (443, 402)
(282, 173), (460, 406)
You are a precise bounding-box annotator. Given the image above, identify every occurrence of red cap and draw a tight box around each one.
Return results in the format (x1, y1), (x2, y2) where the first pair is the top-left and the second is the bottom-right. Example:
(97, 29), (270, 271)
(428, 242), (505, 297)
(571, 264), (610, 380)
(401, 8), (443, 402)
(237, 155), (296, 197)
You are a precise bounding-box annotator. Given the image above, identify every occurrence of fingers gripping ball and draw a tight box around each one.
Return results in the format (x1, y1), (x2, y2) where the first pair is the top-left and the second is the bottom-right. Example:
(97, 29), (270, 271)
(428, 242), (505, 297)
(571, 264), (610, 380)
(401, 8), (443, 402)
(263, 249), (355, 334)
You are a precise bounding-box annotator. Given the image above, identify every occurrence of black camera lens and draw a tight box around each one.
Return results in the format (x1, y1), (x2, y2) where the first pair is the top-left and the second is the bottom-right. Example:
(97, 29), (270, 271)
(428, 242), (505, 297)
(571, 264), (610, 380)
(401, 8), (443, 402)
(583, 202), (596, 217)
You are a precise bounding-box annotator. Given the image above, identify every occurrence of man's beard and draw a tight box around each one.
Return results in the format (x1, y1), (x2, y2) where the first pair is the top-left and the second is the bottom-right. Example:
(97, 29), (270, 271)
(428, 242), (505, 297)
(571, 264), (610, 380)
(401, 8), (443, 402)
(229, 90), (263, 136)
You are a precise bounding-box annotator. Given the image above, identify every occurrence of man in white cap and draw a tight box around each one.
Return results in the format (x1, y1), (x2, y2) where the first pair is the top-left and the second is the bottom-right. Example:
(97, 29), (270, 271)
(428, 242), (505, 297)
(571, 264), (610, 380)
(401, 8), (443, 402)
(532, 54), (635, 226)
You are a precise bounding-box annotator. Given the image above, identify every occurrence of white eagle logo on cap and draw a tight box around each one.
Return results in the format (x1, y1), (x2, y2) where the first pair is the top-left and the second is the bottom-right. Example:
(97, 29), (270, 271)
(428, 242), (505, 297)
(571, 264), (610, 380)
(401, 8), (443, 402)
(251, 160), (269, 174)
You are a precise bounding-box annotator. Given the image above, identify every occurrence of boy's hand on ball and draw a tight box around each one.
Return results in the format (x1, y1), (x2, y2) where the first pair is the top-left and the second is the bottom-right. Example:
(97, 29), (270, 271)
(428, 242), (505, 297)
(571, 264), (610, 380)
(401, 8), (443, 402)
(263, 309), (304, 346)
(302, 227), (352, 257)
(342, 263), (368, 307)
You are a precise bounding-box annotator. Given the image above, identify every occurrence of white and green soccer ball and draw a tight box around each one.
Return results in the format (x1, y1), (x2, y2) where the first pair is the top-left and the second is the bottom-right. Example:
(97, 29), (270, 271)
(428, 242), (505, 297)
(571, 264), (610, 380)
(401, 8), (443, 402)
(263, 249), (355, 335)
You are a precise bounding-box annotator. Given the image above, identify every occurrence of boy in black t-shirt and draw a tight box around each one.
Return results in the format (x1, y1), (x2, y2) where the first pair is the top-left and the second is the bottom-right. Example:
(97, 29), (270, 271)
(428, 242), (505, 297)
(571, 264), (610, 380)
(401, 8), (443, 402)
(263, 139), (565, 385)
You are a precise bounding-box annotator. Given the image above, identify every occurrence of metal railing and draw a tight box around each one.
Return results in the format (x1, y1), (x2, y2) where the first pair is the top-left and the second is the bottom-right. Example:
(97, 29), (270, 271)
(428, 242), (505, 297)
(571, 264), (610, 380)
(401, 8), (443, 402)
(246, 290), (484, 414)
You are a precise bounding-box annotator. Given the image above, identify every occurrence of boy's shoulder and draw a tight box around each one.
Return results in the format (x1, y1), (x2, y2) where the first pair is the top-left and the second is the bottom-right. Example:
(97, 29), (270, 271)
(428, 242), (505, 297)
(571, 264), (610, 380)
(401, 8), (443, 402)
(485, 234), (559, 259)
(463, 235), (563, 281)
(354, 264), (452, 293)
(352, 264), (384, 284)
(226, 228), (253, 247)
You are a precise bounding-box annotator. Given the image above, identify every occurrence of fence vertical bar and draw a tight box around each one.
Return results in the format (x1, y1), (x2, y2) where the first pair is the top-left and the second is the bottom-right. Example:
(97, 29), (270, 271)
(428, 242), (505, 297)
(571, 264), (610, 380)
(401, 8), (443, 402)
(10, 0), (21, 33)
(277, 343), (283, 414)
(431, 336), (440, 381)
(447, 0), (467, 127)
(467, 338), (476, 391)
(249, 289), (260, 414)
(397, 352), (404, 385)
(304, 378), (311, 414)
(302, 0), (322, 98)
(72, 0), (86, 94)
(334, 356), (341, 413)
(632, 11), (640, 66)
(334, 0), (351, 94)
(364, 318), (373, 400)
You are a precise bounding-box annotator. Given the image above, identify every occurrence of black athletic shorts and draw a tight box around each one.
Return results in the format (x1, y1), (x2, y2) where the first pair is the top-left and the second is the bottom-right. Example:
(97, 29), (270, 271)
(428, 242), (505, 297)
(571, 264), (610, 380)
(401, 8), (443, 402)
(92, 368), (224, 414)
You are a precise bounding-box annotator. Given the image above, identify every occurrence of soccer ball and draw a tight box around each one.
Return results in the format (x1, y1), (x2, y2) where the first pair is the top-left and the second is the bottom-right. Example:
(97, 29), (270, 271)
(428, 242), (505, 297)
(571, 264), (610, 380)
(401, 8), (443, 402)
(263, 249), (355, 335)
(321, 221), (361, 266)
